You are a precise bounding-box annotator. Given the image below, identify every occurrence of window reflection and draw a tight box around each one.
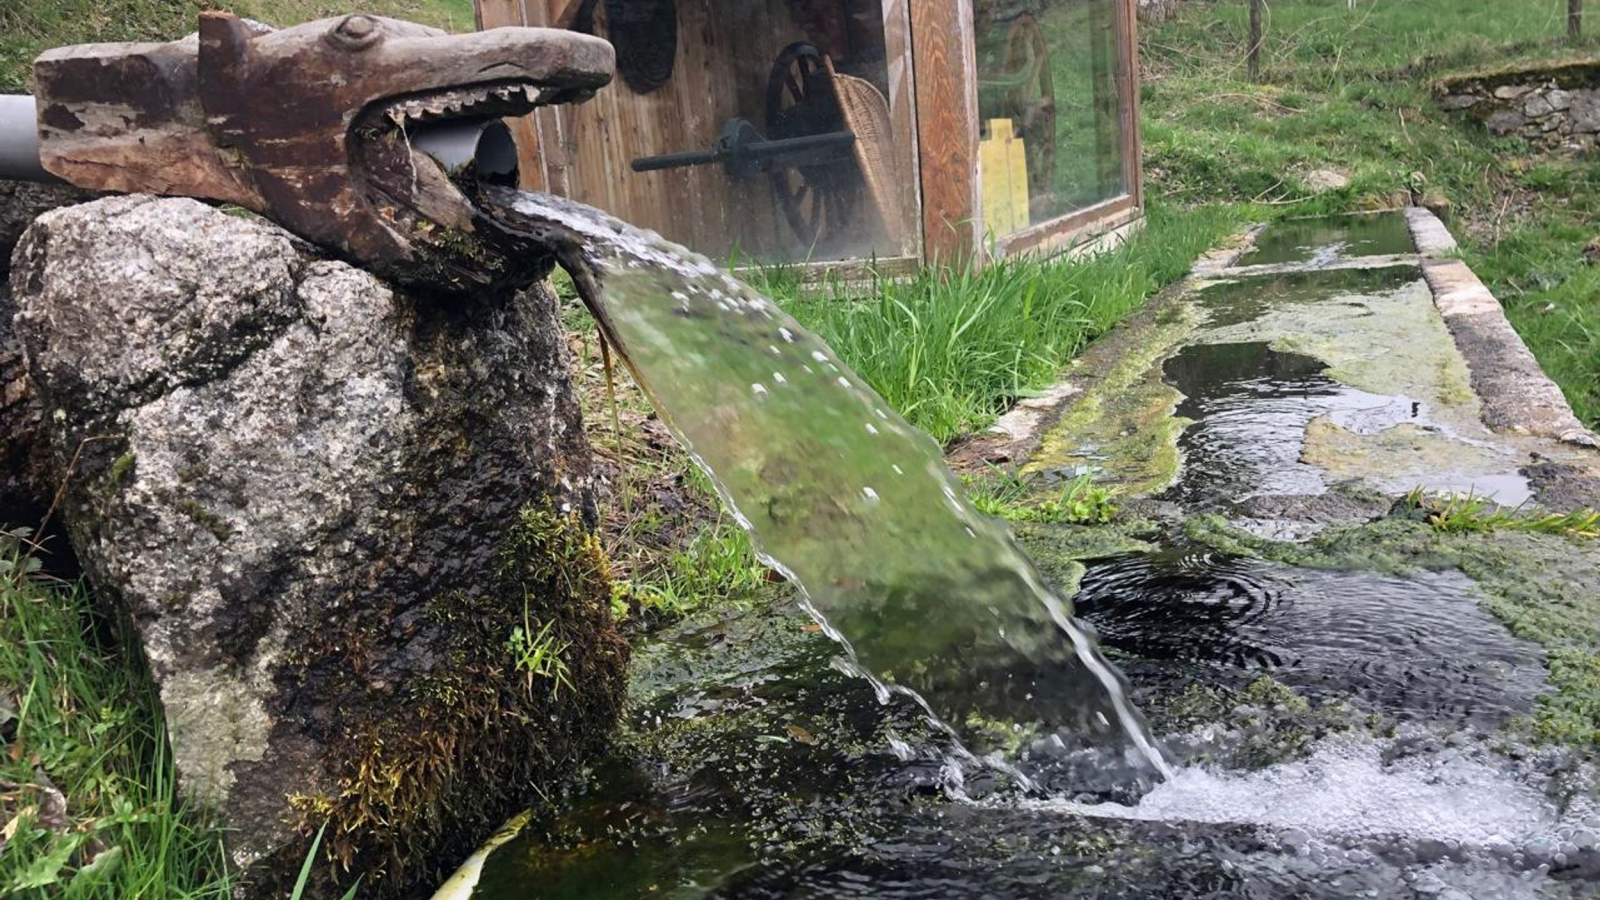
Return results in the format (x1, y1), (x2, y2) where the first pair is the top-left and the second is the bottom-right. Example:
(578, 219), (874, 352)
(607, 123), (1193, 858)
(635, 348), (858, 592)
(974, 0), (1127, 237)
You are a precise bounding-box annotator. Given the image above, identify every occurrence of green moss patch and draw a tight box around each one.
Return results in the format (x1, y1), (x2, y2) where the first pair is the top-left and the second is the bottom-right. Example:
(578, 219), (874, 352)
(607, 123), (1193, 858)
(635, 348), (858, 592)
(288, 505), (627, 894)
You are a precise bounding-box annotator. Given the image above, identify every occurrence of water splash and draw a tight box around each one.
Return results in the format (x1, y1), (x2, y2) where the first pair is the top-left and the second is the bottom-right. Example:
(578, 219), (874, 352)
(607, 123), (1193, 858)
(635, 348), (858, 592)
(481, 186), (1168, 780)
(1030, 732), (1600, 872)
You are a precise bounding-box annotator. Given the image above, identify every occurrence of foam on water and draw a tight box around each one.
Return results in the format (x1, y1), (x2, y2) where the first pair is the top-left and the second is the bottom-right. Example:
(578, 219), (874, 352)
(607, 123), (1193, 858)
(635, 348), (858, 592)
(1033, 734), (1599, 866)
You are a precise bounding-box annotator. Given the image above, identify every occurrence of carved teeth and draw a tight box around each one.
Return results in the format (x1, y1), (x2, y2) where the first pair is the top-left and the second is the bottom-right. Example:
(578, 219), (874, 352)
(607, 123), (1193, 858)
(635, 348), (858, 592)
(378, 82), (549, 132)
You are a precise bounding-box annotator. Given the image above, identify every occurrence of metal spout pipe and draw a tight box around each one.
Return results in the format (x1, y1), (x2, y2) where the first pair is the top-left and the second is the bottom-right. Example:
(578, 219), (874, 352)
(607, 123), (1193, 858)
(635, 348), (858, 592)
(408, 118), (519, 187)
(0, 96), (60, 183)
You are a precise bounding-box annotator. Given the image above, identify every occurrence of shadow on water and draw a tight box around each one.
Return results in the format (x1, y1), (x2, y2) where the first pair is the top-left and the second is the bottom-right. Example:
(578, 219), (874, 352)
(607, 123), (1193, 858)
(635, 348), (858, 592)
(1073, 551), (1548, 728)
(1235, 212), (1416, 267)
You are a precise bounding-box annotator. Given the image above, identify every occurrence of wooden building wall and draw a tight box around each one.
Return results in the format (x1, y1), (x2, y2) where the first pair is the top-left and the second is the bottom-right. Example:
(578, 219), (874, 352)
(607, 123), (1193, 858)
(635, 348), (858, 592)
(478, 0), (1141, 268)
(548, 0), (801, 257)
(479, 0), (921, 264)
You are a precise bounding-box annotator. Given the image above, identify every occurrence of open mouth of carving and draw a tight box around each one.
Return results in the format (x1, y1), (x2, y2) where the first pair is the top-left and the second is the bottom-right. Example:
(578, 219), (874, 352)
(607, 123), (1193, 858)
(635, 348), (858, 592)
(352, 78), (561, 220)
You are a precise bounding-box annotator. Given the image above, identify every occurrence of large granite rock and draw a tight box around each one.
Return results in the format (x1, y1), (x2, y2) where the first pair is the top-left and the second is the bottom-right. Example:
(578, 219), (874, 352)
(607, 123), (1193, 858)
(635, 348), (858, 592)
(7, 195), (627, 897)
(1, 179), (93, 534)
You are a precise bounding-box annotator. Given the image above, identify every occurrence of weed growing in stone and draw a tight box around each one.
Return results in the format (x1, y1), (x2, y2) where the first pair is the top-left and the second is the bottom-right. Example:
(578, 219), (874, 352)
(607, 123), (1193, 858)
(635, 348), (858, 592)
(290, 825), (358, 900)
(1406, 489), (1600, 538)
(968, 470), (1120, 525)
(505, 609), (573, 698)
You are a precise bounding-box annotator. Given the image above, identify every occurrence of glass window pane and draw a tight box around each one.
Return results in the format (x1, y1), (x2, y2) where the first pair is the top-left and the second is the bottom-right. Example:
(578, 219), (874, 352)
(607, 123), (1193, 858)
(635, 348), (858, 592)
(550, 0), (916, 266)
(974, 0), (1127, 237)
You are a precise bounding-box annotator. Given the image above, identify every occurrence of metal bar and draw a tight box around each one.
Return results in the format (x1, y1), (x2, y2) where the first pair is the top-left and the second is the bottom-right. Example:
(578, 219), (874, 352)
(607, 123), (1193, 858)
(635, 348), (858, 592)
(631, 131), (855, 173)
(631, 148), (721, 172)
(0, 96), (59, 183)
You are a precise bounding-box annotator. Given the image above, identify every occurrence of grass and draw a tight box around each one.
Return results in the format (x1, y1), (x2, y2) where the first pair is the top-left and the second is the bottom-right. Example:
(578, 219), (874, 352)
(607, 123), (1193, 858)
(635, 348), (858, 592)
(613, 517), (769, 621)
(1141, 0), (1600, 426)
(758, 202), (1244, 444)
(0, 531), (233, 899)
(1407, 489), (1600, 539)
(0, 0), (477, 93)
(967, 470), (1120, 525)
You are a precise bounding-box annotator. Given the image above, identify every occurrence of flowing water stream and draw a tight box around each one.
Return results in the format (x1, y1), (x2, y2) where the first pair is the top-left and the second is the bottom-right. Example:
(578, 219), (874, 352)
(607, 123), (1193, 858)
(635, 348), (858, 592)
(482, 186), (1167, 779)
(446, 202), (1600, 899)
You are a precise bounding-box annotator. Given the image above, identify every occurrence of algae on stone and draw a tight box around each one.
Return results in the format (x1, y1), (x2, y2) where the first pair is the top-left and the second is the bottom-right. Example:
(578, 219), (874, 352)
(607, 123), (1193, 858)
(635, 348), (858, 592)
(1301, 418), (1530, 502)
(1200, 268), (1479, 417)
(1024, 302), (1201, 497)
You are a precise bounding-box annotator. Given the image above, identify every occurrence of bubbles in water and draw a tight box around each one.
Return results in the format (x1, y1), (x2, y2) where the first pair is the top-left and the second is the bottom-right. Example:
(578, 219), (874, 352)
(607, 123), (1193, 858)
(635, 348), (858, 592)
(1035, 734), (1574, 857)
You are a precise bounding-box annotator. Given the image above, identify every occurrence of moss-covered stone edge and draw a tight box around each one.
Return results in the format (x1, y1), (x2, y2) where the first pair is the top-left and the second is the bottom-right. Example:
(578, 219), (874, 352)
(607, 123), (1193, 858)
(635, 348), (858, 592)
(286, 503), (628, 895)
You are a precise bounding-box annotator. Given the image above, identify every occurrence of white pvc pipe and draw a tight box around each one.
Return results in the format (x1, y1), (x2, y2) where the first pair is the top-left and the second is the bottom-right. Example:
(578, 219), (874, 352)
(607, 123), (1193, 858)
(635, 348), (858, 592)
(0, 95), (59, 183)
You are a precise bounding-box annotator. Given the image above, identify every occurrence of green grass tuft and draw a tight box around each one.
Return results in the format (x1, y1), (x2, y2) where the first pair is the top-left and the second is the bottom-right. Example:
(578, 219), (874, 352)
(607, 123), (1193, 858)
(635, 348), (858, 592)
(759, 202), (1243, 445)
(0, 530), (233, 899)
(967, 469), (1119, 526)
(1406, 489), (1600, 539)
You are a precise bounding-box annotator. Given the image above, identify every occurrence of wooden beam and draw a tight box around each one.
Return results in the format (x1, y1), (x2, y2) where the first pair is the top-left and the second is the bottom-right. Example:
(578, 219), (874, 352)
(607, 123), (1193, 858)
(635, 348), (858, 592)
(991, 195), (1137, 258)
(1247, 0), (1263, 82)
(1121, 0), (1145, 210)
(1572, 0), (1584, 41)
(909, 0), (980, 266)
(475, 0), (551, 192)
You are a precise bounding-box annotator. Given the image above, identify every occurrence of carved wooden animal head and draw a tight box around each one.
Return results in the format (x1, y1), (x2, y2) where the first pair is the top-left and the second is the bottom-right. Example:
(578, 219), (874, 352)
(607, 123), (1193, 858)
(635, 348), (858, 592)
(33, 13), (613, 294)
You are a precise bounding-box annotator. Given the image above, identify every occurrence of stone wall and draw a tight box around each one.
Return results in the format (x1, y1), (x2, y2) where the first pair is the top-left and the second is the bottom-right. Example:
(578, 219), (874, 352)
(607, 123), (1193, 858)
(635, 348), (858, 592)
(1137, 0), (1180, 24)
(1437, 59), (1600, 152)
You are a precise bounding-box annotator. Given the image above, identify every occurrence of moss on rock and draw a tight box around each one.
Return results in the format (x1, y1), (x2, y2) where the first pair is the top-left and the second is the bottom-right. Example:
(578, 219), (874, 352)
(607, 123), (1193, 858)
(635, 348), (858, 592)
(290, 505), (626, 888)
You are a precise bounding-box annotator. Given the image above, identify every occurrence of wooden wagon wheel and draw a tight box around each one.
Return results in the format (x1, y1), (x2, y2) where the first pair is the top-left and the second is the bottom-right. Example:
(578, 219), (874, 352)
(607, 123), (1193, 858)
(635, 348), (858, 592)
(764, 41), (860, 249)
(1003, 12), (1056, 197)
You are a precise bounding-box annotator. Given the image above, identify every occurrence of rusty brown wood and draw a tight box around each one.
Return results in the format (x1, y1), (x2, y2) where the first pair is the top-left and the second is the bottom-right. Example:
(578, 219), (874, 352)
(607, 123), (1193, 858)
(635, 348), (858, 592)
(909, 0), (979, 266)
(1121, 0), (1144, 210)
(741, 253), (922, 287)
(35, 12), (611, 292)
